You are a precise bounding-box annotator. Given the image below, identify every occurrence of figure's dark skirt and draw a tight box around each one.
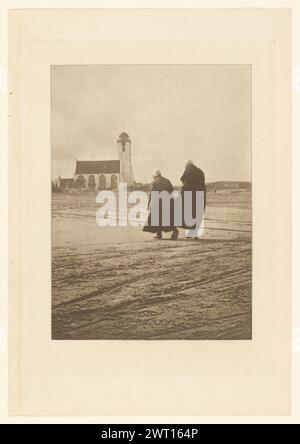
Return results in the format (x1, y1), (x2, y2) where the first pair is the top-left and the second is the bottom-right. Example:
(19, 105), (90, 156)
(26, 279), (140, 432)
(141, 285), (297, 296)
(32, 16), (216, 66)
(142, 224), (174, 233)
(143, 211), (175, 233)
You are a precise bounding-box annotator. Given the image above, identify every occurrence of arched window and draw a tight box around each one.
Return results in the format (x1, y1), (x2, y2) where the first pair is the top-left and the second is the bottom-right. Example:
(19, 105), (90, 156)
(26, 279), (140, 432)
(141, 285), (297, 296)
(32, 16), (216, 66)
(99, 175), (106, 190)
(88, 175), (96, 190)
(111, 175), (118, 190)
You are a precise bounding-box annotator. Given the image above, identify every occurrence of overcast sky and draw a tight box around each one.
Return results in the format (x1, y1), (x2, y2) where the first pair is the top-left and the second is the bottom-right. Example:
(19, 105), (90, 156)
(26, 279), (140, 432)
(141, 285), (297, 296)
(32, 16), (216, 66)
(51, 64), (251, 185)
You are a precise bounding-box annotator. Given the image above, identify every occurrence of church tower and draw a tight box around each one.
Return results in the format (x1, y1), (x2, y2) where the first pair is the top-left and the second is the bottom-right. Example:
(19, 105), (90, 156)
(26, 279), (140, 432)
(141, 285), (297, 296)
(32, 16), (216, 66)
(117, 130), (134, 187)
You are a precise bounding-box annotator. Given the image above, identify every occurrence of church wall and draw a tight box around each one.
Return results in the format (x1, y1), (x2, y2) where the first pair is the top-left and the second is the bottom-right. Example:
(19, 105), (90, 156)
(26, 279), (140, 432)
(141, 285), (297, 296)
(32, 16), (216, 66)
(74, 173), (120, 190)
(73, 131), (134, 191)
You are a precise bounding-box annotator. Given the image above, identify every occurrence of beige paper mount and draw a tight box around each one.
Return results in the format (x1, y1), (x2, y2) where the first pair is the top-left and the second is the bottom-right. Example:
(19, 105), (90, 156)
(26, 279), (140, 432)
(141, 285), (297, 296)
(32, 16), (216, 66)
(8, 8), (291, 415)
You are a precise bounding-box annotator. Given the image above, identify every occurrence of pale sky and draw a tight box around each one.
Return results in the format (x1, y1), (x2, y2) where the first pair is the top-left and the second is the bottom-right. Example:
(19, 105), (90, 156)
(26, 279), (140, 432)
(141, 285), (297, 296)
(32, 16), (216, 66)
(51, 64), (251, 185)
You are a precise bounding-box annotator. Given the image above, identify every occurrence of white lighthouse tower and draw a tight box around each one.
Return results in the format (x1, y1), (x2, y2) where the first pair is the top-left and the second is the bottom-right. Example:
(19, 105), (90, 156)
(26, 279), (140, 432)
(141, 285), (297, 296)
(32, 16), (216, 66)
(117, 130), (134, 187)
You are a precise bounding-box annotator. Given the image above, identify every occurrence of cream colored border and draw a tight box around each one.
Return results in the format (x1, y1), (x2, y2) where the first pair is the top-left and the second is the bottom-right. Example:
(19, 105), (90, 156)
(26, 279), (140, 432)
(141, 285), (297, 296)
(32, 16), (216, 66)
(8, 8), (291, 416)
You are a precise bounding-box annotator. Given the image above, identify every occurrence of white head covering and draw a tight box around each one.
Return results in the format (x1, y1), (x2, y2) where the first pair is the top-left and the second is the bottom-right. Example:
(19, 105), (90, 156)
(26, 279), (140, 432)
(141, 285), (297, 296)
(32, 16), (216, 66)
(152, 169), (161, 178)
(185, 158), (194, 168)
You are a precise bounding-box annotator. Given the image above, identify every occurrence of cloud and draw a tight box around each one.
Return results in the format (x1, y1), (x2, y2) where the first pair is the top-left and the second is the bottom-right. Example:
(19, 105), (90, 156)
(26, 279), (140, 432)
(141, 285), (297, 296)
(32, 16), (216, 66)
(51, 65), (251, 184)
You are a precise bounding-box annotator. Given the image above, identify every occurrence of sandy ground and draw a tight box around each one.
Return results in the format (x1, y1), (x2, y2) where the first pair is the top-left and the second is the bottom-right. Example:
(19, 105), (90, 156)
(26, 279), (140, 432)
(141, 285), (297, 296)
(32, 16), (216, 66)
(52, 189), (252, 339)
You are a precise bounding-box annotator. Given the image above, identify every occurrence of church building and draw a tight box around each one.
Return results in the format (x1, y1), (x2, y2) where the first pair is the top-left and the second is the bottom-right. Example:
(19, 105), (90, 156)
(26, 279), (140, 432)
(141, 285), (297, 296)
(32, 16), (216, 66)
(74, 131), (134, 190)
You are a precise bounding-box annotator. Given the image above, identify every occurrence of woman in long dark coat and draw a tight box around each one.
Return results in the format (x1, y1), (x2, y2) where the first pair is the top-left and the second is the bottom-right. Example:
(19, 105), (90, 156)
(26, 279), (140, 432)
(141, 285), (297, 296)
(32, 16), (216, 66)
(180, 159), (206, 238)
(143, 169), (179, 240)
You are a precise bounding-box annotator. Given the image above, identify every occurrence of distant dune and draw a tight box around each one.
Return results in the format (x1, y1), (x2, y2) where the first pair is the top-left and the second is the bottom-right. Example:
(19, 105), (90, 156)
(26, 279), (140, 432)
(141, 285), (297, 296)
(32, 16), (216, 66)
(206, 181), (251, 192)
(170, 181), (251, 192)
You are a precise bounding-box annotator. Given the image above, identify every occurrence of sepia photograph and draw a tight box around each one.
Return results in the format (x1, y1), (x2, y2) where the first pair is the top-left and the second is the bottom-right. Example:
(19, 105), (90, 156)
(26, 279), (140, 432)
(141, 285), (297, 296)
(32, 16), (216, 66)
(51, 64), (252, 340)
(6, 5), (293, 419)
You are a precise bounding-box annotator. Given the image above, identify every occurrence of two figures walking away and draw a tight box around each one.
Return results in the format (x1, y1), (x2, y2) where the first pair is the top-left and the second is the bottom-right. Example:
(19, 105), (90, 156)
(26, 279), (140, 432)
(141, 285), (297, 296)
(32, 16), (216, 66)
(143, 159), (206, 241)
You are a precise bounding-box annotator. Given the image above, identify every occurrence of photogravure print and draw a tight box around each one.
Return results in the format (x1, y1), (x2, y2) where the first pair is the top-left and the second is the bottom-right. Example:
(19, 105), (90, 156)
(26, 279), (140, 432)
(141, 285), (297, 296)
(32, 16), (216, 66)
(51, 64), (252, 340)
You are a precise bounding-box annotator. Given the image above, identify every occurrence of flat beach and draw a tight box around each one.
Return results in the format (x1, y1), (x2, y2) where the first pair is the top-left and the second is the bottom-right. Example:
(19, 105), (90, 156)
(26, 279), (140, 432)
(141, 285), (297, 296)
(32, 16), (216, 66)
(52, 189), (252, 340)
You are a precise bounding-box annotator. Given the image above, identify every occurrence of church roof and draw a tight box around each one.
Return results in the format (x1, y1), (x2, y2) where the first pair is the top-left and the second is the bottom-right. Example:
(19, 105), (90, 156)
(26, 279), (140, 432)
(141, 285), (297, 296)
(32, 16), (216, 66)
(75, 160), (120, 175)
